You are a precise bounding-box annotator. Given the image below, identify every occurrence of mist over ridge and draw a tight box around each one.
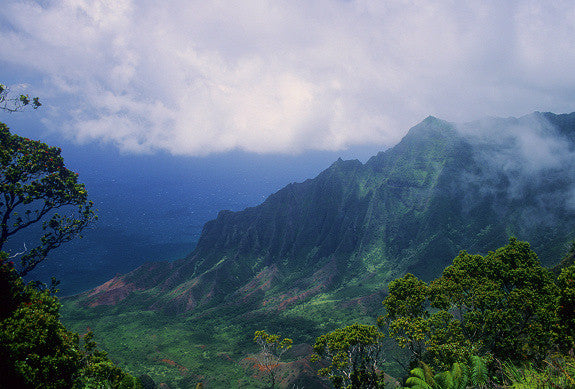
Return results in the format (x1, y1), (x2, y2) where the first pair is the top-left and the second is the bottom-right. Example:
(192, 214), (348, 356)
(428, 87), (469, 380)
(453, 112), (575, 228)
(76, 111), (575, 318)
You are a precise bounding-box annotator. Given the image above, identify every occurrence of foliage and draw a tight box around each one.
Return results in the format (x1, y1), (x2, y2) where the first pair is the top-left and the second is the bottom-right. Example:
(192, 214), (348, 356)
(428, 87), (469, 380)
(0, 100), (132, 387)
(0, 83), (41, 113)
(557, 264), (575, 350)
(0, 251), (141, 388)
(312, 323), (386, 388)
(404, 362), (435, 389)
(253, 330), (293, 388)
(381, 238), (560, 372)
(380, 274), (429, 362)
(0, 121), (96, 275)
(403, 355), (488, 389)
(502, 351), (575, 388)
(405, 362), (436, 389)
(61, 292), (342, 388)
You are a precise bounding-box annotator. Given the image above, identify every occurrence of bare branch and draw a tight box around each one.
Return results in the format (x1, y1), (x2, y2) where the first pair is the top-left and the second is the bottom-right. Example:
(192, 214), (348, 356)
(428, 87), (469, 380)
(8, 242), (27, 258)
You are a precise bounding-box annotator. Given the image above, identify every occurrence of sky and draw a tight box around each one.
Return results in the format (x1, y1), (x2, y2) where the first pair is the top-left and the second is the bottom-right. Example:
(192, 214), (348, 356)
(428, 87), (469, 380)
(1, 0), (575, 156)
(2, 1), (575, 292)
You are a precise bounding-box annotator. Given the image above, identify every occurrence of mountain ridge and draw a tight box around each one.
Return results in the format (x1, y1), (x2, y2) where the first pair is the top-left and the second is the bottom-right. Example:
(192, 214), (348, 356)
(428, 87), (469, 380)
(74, 111), (575, 316)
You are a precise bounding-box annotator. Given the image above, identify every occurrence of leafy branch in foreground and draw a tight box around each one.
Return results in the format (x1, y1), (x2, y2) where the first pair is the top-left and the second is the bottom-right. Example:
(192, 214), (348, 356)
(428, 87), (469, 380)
(0, 83), (41, 113)
(0, 251), (143, 388)
(403, 355), (488, 389)
(0, 121), (96, 276)
(502, 351), (575, 388)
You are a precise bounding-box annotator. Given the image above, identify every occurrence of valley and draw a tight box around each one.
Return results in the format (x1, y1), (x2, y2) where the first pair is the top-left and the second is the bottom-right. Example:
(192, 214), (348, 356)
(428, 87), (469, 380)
(61, 112), (575, 387)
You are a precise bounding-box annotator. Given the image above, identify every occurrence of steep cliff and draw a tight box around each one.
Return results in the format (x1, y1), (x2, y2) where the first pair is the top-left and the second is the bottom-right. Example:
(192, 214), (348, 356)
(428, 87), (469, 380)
(78, 112), (575, 314)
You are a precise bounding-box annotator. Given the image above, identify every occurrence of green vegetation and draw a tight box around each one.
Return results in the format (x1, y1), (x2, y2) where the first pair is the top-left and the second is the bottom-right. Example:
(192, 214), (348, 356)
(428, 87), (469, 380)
(61, 300), (332, 388)
(0, 251), (142, 388)
(557, 263), (575, 350)
(402, 357), (488, 389)
(311, 324), (386, 388)
(502, 352), (575, 388)
(59, 239), (575, 388)
(0, 102), (138, 388)
(381, 239), (566, 373)
(303, 239), (575, 388)
(0, 121), (96, 275)
(252, 330), (293, 388)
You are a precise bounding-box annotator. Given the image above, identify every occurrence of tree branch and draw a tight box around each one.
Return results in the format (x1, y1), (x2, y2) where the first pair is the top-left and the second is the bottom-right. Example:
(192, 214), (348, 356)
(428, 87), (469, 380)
(8, 242), (27, 258)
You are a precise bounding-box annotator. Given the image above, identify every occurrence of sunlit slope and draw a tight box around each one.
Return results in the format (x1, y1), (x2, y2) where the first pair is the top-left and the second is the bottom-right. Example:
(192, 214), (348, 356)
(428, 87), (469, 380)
(75, 112), (575, 315)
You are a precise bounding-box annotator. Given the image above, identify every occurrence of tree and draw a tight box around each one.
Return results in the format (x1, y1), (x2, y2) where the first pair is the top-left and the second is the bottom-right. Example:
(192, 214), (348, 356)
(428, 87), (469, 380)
(0, 82), (135, 388)
(381, 238), (560, 373)
(379, 273), (430, 363)
(0, 121), (96, 276)
(253, 330), (293, 388)
(312, 324), (386, 389)
(0, 83), (41, 113)
(0, 251), (141, 388)
(556, 264), (575, 351)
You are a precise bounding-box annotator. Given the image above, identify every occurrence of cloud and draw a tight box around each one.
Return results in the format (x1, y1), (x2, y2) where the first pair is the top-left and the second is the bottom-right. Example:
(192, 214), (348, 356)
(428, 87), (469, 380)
(1, 0), (575, 155)
(455, 113), (575, 219)
(458, 115), (571, 177)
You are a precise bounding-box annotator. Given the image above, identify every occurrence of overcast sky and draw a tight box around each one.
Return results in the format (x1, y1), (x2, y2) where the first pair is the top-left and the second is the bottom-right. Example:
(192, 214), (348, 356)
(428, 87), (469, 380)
(1, 0), (575, 156)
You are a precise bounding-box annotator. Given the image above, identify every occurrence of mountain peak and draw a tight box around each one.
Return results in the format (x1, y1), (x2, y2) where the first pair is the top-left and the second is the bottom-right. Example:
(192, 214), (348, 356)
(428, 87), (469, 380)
(78, 111), (575, 316)
(423, 115), (440, 122)
(328, 157), (363, 170)
(410, 115), (453, 132)
(365, 115), (458, 170)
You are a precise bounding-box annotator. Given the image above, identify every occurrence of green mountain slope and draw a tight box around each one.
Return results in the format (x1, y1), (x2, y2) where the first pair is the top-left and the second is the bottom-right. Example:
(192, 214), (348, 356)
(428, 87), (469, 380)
(78, 112), (575, 312)
(62, 112), (575, 387)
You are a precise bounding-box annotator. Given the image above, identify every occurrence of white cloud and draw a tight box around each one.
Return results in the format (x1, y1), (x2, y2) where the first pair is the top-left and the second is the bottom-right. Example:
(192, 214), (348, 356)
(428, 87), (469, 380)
(1, 0), (575, 155)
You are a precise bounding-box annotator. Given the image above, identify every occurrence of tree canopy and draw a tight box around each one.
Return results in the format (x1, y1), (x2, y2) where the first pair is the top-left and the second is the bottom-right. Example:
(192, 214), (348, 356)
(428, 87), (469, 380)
(253, 330), (293, 388)
(0, 121), (96, 276)
(0, 251), (143, 388)
(312, 323), (386, 389)
(381, 238), (564, 372)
